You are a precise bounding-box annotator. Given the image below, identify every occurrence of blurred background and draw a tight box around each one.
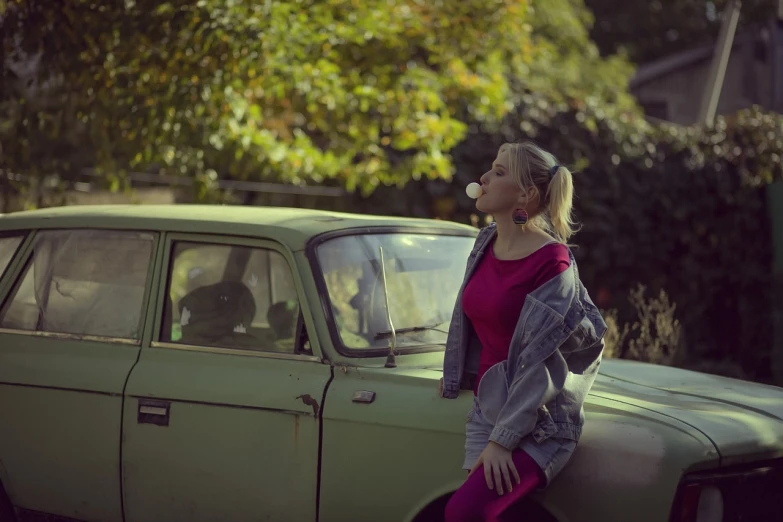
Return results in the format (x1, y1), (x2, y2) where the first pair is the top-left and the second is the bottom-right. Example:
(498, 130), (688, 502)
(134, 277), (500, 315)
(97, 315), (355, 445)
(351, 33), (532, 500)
(1, 0), (782, 386)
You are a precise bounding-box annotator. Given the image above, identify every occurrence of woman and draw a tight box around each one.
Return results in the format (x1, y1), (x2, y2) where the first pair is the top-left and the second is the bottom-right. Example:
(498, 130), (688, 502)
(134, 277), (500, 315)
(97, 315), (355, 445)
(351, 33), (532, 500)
(440, 141), (607, 522)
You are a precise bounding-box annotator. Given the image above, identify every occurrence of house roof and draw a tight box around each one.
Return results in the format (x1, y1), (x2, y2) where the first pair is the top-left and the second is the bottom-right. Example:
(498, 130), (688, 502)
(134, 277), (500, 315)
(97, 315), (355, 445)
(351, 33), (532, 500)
(630, 30), (755, 89)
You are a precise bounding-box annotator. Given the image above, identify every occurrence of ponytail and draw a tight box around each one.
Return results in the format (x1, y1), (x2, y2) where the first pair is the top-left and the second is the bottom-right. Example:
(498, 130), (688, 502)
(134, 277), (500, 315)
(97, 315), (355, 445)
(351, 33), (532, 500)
(547, 165), (577, 242)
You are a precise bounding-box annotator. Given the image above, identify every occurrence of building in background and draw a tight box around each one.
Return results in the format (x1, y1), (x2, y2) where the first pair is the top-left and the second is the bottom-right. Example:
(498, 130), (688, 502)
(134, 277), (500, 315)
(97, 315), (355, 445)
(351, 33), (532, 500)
(630, 19), (783, 124)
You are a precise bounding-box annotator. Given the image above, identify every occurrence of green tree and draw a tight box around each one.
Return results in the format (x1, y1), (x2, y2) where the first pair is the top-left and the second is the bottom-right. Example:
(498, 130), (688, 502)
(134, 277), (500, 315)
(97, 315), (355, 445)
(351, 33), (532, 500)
(1, 0), (639, 198)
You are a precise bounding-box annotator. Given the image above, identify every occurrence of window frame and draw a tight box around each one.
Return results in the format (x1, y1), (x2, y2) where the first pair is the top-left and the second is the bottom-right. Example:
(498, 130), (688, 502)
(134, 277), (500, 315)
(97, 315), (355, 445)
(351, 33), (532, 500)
(150, 233), (320, 362)
(0, 231), (32, 317)
(0, 231), (28, 283)
(0, 228), (160, 345)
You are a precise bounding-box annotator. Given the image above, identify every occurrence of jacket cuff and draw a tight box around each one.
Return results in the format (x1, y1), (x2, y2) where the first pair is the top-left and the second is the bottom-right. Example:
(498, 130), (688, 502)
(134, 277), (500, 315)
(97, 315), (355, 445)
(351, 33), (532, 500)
(489, 425), (522, 450)
(442, 388), (459, 399)
(441, 381), (460, 399)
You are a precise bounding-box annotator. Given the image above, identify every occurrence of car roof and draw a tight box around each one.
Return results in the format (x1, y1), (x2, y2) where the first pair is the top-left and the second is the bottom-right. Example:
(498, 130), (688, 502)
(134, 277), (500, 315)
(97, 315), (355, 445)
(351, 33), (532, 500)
(0, 204), (477, 251)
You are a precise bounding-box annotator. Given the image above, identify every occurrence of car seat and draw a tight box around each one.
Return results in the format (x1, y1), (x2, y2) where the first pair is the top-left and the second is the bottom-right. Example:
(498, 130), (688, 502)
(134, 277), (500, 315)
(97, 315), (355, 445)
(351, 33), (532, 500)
(178, 280), (259, 348)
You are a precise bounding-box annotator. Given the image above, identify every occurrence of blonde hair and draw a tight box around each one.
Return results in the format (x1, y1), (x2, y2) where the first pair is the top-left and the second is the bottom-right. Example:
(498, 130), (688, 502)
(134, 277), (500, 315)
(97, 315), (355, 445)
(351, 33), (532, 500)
(498, 141), (577, 242)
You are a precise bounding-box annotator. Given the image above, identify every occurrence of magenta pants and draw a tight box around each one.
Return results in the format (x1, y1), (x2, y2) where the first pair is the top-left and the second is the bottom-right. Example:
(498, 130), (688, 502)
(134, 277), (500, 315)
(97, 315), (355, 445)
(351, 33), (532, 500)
(444, 449), (544, 522)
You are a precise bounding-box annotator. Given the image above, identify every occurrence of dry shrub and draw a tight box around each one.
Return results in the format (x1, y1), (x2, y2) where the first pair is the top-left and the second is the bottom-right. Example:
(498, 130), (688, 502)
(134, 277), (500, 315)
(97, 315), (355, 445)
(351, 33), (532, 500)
(602, 284), (683, 366)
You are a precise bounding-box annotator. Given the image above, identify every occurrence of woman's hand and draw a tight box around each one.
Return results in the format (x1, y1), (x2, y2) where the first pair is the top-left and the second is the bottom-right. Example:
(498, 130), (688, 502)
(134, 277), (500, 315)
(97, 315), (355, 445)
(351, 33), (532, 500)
(469, 441), (521, 495)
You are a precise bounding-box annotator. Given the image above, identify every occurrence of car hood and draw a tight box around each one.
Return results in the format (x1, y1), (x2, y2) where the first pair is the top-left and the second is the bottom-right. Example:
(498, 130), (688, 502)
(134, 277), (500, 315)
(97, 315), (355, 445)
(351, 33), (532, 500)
(594, 359), (783, 465)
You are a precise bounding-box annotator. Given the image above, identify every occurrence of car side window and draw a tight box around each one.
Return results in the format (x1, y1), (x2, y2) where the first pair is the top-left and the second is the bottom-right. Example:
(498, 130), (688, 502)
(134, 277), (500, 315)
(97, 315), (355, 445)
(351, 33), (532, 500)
(0, 235), (24, 279)
(162, 241), (304, 354)
(0, 230), (155, 340)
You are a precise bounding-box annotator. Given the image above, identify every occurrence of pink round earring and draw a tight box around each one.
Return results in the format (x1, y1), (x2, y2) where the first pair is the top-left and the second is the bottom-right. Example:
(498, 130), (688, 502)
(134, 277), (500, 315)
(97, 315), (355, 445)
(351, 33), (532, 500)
(512, 208), (528, 226)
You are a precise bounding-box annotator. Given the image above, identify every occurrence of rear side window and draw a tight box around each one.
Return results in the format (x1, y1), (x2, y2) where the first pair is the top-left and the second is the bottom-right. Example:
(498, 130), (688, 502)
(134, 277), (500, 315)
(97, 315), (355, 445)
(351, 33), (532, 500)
(0, 235), (23, 279)
(0, 230), (155, 340)
(161, 241), (303, 353)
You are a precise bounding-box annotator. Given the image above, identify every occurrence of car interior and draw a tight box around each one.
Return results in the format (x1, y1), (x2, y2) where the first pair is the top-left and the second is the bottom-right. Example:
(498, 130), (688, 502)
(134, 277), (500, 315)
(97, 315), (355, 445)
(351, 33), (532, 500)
(161, 242), (310, 355)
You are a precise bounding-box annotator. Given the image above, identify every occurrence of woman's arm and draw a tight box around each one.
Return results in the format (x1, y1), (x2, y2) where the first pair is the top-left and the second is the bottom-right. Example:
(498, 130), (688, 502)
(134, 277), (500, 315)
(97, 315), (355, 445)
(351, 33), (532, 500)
(489, 350), (568, 449)
(488, 301), (604, 449)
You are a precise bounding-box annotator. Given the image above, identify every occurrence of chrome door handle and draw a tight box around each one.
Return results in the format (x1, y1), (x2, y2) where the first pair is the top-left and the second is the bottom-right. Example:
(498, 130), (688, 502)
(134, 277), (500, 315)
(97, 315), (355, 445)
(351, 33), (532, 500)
(137, 399), (170, 426)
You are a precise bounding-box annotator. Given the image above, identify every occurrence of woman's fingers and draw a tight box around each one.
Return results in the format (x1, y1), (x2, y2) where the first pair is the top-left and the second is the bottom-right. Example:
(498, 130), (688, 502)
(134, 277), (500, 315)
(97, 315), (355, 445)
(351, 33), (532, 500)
(510, 460), (521, 485)
(477, 447), (523, 495)
(501, 462), (514, 494)
(484, 461), (494, 491)
(485, 459), (520, 496)
(493, 462), (504, 495)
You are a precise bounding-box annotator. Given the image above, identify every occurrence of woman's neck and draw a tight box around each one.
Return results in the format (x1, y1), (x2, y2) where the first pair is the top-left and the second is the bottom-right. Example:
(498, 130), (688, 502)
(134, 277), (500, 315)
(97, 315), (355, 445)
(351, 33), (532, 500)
(492, 214), (553, 259)
(492, 214), (532, 255)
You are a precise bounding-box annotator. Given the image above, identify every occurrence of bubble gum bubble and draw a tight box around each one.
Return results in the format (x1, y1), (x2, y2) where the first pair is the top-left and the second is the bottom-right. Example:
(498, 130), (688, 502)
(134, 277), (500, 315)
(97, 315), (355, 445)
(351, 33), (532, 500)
(466, 183), (483, 199)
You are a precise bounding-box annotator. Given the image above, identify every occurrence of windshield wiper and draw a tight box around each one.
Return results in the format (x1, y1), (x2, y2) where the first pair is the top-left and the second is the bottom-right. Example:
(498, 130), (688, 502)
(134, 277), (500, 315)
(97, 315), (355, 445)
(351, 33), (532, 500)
(374, 323), (448, 340)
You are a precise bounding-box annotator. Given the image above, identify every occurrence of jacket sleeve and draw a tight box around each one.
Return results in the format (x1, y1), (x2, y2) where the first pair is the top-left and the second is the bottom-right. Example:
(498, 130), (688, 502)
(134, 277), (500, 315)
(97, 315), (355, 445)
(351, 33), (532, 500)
(488, 301), (602, 450)
(488, 349), (568, 450)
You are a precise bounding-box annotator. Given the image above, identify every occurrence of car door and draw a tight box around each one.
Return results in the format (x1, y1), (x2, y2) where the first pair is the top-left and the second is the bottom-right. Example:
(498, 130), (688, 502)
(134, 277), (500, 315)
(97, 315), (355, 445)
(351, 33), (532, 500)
(0, 228), (157, 522)
(121, 233), (331, 522)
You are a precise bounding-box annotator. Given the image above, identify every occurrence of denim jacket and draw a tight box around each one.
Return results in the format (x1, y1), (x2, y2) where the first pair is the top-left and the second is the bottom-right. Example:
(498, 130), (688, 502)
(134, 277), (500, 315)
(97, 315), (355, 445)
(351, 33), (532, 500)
(442, 223), (607, 450)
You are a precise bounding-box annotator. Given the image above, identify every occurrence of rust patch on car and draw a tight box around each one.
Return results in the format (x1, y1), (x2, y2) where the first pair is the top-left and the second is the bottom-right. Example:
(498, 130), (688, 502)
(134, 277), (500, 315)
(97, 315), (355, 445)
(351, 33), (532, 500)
(296, 394), (320, 416)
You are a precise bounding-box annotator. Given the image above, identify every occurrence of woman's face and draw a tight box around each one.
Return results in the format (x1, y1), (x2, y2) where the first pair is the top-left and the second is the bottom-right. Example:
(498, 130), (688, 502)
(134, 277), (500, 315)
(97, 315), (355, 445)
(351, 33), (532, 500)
(475, 149), (523, 215)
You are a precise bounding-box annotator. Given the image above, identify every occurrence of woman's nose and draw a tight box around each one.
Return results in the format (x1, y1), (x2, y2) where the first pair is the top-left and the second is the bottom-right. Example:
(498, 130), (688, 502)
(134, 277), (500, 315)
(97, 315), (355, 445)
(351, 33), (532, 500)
(479, 172), (489, 184)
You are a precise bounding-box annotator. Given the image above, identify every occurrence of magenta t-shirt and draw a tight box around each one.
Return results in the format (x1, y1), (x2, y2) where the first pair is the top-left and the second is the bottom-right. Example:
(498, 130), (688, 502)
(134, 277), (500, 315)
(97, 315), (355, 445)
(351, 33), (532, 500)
(462, 241), (570, 394)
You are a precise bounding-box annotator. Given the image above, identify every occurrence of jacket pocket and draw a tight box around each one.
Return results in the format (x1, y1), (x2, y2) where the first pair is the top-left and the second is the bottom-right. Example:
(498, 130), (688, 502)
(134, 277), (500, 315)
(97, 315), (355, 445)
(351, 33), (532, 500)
(532, 406), (559, 443)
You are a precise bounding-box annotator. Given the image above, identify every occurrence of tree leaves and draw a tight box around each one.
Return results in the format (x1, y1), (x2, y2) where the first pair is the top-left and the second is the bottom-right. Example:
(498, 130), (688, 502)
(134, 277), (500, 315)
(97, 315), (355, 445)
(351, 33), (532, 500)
(1, 0), (644, 197)
(7, 0), (776, 204)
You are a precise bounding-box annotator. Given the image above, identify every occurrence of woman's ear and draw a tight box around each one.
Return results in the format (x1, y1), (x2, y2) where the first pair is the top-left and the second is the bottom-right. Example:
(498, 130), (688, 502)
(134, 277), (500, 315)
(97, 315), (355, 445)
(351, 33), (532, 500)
(517, 186), (540, 211)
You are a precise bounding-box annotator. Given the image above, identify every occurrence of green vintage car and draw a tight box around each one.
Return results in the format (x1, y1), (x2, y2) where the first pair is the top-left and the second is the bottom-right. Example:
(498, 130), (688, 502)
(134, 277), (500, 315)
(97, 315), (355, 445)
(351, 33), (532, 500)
(0, 205), (781, 522)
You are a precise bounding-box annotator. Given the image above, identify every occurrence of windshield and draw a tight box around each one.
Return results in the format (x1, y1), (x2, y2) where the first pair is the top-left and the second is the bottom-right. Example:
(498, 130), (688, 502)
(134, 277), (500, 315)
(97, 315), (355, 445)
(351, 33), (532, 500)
(316, 232), (475, 355)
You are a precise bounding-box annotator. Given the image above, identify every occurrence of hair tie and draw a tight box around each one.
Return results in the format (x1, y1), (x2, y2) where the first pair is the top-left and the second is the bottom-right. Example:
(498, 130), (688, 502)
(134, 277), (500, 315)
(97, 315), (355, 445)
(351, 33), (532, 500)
(549, 165), (560, 179)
